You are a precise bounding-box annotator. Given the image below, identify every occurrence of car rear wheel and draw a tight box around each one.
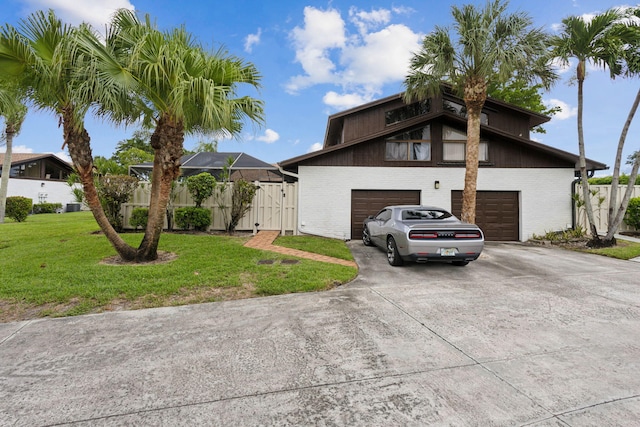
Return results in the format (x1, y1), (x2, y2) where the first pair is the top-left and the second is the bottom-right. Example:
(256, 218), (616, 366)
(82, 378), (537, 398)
(452, 261), (469, 267)
(386, 237), (404, 266)
(362, 226), (374, 246)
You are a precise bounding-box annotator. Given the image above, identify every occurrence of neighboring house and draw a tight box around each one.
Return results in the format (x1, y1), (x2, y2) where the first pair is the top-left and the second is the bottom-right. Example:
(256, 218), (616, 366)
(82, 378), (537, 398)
(129, 152), (284, 182)
(0, 153), (76, 207)
(279, 90), (607, 241)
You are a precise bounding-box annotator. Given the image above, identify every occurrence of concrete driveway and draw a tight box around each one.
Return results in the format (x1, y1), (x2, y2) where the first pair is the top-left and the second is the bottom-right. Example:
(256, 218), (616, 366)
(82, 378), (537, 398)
(2, 243), (640, 426)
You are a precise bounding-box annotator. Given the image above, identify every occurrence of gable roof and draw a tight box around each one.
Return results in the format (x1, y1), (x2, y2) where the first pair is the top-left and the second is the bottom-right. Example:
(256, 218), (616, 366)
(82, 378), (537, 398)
(279, 92), (607, 172)
(129, 152), (280, 180)
(0, 153), (71, 166)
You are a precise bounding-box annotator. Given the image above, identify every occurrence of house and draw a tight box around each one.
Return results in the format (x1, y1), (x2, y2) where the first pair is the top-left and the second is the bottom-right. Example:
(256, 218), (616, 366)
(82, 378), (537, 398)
(279, 90), (607, 242)
(0, 153), (76, 207)
(129, 152), (284, 182)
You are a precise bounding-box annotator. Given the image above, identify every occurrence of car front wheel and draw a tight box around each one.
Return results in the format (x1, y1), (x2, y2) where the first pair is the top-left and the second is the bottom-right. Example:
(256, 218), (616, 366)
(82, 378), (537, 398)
(362, 226), (374, 246)
(386, 236), (404, 266)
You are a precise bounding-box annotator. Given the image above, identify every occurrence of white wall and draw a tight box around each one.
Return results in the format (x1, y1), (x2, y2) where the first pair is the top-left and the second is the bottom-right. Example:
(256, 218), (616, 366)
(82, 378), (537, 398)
(5, 178), (78, 209)
(297, 166), (576, 241)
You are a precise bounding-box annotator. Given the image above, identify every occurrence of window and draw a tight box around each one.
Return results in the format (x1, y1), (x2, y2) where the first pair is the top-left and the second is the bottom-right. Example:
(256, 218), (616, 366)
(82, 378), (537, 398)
(385, 125), (431, 161)
(385, 100), (430, 125)
(443, 100), (488, 125)
(375, 209), (392, 222)
(442, 125), (488, 162)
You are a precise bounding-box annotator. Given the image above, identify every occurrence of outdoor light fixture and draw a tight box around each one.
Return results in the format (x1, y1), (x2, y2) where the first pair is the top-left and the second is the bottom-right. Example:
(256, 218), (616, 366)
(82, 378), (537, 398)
(434, 180), (440, 189)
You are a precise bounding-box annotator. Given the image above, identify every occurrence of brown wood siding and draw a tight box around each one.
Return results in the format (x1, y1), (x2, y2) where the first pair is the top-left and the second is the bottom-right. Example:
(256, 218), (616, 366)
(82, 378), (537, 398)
(351, 190), (421, 239)
(451, 191), (519, 241)
(300, 130), (576, 169)
(485, 108), (531, 139)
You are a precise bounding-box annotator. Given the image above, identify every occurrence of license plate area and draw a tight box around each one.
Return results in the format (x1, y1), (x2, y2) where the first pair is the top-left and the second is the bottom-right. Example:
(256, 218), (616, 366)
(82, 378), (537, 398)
(441, 248), (456, 257)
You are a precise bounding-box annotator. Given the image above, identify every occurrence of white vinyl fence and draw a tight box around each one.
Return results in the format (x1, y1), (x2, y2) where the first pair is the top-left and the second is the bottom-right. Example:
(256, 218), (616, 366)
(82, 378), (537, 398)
(122, 181), (298, 234)
(575, 184), (640, 234)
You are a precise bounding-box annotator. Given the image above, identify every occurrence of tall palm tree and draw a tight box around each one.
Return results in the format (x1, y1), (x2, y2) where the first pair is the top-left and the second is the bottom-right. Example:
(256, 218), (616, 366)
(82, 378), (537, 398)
(0, 10), (139, 258)
(550, 8), (634, 244)
(404, 0), (555, 224)
(0, 82), (27, 223)
(92, 9), (264, 261)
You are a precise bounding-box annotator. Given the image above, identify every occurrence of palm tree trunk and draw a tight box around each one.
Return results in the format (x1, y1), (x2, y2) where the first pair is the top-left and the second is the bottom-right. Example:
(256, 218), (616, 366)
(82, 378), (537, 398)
(605, 88), (640, 242)
(606, 154), (640, 240)
(461, 78), (486, 225)
(0, 124), (14, 223)
(576, 63), (599, 242)
(137, 114), (184, 261)
(62, 108), (137, 260)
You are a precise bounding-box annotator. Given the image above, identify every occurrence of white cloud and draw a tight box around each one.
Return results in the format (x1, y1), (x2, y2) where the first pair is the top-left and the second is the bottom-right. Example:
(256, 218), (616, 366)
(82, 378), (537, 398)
(22, 0), (135, 31)
(323, 91), (372, 110)
(54, 151), (72, 163)
(545, 98), (577, 120)
(256, 129), (279, 144)
(287, 6), (422, 111)
(307, 142), (323, 153)
(349, 7), (391, 35)
(0, 144), (33, 153)
(244, 28), (262, 53)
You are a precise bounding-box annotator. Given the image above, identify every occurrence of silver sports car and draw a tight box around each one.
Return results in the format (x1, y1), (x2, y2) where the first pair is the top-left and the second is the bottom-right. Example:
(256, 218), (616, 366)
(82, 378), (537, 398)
(362, 205), (484, 266)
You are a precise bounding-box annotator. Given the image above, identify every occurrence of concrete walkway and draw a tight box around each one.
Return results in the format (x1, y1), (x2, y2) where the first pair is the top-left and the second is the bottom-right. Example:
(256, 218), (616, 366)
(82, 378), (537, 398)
(244, 230), (358, 268)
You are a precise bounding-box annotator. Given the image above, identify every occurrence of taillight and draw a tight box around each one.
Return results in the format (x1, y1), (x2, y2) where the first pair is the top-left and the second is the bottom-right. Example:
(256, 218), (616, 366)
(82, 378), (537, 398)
(455, 232), (481, 239)
(409, 231), (438, 239)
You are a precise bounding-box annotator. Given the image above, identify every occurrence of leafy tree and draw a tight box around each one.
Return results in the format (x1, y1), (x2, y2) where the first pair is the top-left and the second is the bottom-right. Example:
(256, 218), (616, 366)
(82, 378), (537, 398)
(404, 0), (555, 224)
(193, 140), (218, 153)
(186, 172), (216, 207)
(0, 81), (27, 223)
(93, 156), (126, 175)
(551, 7), (640, 246)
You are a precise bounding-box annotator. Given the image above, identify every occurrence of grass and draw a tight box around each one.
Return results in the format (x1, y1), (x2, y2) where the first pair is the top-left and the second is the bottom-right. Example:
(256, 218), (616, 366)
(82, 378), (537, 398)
(274, 235), (354, 261)
(0, 212), (357, 322)
(586, 239), (640, 260)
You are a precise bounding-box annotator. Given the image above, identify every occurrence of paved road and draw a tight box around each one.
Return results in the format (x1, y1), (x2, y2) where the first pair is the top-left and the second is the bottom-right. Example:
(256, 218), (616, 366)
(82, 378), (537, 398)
(2, 243), (640, 426)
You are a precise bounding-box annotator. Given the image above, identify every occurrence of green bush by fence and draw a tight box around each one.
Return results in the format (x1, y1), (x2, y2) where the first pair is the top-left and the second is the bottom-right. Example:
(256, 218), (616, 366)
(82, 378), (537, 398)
(174, 207), (212, 231)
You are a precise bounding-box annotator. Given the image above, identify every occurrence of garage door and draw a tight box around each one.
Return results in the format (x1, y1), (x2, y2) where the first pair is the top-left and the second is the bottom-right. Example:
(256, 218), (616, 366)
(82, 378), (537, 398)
(351, 190), (421, 239)
(451, 191), (519, 241)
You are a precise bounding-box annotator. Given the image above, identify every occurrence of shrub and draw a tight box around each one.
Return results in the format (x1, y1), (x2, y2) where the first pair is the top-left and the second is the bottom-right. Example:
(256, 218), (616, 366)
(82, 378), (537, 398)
(97, 175), (139, 231)
(186, 173), (216, 207)
(6, 196), (32, 222)
(33, 203), (63, 214)
(227, 179), (258, 232)
(174, 207), (211, 231)
(624, 197), (640, 231)
(129, 207), (149, 230)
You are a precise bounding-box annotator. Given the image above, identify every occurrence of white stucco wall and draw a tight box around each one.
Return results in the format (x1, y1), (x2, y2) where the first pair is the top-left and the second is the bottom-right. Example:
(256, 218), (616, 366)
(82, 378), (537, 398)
(296, 166), (576, 241)
(4, 178), (79, 209)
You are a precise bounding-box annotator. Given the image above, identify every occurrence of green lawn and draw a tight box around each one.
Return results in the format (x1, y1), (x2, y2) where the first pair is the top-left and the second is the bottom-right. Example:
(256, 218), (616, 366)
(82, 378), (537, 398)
(0, 212), (357, 322)
(586, 239), (640, 260)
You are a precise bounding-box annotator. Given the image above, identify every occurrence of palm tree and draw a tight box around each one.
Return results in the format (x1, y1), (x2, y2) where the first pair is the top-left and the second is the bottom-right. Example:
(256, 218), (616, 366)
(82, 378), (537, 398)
(404, 0), (555, 224)
(0, 81), (27, 223)
(0, 10), (139, 258)
(92, 9), (264, 261)
(550, 8), (636, 244)
(601, 10), (640, 244)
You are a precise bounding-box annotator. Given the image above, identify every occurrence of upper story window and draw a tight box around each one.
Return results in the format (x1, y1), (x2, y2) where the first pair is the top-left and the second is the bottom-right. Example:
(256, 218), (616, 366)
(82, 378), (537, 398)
(385, 99), (431, 125)
(443, 100), (488, 125)
(385, 125), (431, 161)
(442, 125), (488, 162)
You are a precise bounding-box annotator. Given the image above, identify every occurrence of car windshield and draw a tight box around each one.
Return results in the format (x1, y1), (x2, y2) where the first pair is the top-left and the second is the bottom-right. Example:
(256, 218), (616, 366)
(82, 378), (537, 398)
(401, 209), (452, 220)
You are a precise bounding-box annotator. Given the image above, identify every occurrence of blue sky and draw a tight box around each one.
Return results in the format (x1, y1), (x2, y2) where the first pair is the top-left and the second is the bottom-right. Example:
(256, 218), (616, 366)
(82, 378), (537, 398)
(1, 0), (639, 175)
